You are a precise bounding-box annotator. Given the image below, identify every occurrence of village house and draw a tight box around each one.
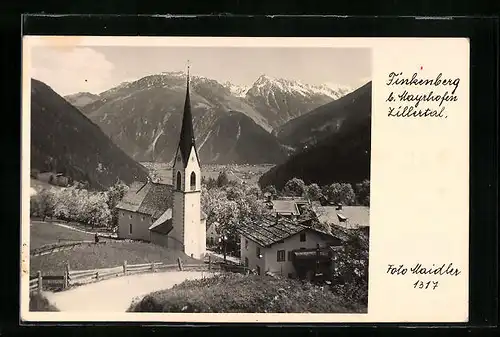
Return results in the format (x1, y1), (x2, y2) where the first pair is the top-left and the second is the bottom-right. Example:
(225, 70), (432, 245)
(206, 222), (219, 247)
(265, 196), (311, 221)
(116, 65), (207, 259)
(312, 202), (370, 231)
(116, 181), (173, 241)
(35, 171), (70, 187)
(236, 215), (343, 279)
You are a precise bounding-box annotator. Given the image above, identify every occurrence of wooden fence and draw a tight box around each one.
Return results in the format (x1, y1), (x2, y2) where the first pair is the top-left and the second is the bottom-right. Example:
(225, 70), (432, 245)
(29, 271), (65, 293)
(30, 241), (100, 257)
(29, 255), (253, 292)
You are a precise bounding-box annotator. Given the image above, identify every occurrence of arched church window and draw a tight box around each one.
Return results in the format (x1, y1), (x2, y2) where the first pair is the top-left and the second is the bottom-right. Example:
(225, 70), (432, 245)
(190, 172), (196, 191)
(176, 171), (182, 191)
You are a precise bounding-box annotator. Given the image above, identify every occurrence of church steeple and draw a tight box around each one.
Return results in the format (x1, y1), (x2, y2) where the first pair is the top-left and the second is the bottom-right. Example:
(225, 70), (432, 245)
(178, 63), (196, 167)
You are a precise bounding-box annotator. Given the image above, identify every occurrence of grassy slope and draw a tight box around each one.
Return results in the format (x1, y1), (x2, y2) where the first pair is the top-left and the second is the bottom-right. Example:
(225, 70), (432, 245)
(128, 273), (366, 313)
(30, 222), (95, 250)
(30, 241), (202, 276)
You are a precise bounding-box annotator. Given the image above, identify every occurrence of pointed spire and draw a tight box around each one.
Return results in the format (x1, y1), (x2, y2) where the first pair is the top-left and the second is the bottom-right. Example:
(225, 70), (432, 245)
(178, 61), (196, 166)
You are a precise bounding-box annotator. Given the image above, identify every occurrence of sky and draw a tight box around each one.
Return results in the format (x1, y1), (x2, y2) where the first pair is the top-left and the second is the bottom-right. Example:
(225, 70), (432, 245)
(30, 46), (371, 96)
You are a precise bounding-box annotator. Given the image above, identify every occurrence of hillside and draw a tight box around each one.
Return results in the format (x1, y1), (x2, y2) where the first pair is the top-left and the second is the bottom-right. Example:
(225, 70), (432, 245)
(197, 111), (289, 164)
(275, 82), (372, 150)
(128, 273), (364, 313)
(64, 92), (100, 107)
(79, 72), (350, 164)
(259, 82), (372, 189)
(30, 79), (149, 189)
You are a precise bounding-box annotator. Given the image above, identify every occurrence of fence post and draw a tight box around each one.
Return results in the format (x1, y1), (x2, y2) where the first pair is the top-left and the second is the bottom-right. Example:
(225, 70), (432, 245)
(177, 257), (183, 271)
(37, 270), (42, 294)
(151, 261), (155, 272)
(63, 266), (68, 289)
(123, 260), (127, 275)
(96, 271), (99, 281)
(208, 255), (211, 270)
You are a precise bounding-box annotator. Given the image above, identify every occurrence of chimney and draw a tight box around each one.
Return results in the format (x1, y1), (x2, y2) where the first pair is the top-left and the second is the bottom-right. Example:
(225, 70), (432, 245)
(275, 213), (280, 225)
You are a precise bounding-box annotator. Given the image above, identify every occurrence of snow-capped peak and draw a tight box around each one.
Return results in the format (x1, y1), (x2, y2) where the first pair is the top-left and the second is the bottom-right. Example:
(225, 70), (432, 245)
(223, 81), (250, 98)
(162, 71), (185, 77)
(248, 74), (352, 100)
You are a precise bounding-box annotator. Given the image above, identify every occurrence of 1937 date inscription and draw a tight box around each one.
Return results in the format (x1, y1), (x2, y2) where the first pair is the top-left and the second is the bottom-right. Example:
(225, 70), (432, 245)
(413, 280), (439, 290)
(386, 263), (461, 290)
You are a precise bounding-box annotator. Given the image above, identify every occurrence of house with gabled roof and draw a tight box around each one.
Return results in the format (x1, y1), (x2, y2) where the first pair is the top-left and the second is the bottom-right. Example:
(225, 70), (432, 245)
(116, 181), (173, 241)
(312, 202), (370, 231)
(264, 197), (311, 221)
(236, 215), (342, 279)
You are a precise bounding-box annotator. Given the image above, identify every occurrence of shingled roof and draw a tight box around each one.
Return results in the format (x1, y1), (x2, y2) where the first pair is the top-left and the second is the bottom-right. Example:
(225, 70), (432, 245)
(312, 203), (370, 229)
(116, 181), (173, 220)
(269, 198), (310, 216)
(236, 216), (335, 248)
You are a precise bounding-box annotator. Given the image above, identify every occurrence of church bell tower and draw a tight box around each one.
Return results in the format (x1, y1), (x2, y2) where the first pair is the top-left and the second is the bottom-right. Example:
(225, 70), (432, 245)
(171, 64), (205, 259)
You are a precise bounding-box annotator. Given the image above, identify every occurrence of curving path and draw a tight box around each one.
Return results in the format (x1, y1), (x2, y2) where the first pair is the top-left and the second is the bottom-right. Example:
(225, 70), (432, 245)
(42, 271), (214, 312)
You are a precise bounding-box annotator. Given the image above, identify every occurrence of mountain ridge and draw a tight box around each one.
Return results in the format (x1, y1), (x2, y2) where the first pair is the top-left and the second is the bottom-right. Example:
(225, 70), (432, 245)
(31, 78), (149, 190)
(77, 72), (354, 164)
(259, 81), (372, 189)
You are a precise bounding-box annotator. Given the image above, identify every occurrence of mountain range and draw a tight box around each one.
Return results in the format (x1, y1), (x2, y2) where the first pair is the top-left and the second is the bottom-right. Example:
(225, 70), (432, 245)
(30, 79), (149, 189)
(259, 82), (372, 189)
(32, 72), (371, 190)
(76, 72), (352, 164)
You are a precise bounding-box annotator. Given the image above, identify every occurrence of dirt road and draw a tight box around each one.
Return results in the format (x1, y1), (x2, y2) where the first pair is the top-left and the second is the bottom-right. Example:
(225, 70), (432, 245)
(43, 271), (213, 312)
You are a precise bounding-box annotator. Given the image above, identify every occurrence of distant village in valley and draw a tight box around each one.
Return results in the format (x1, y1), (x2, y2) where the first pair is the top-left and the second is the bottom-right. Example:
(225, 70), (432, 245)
(28, 47), (372, 314)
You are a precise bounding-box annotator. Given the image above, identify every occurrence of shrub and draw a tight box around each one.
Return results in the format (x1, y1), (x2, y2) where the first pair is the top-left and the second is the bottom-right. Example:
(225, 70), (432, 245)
(329, 228), (369, 307)
(128, 273), (363, 313)
(29, 293), (59, 312)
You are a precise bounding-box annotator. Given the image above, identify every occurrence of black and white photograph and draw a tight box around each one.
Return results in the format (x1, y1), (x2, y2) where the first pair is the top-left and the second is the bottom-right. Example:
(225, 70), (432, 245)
(24, 39), (372, 315)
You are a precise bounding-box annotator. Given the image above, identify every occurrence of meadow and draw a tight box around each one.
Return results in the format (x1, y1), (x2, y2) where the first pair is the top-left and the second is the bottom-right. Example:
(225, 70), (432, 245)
(30, 240), (202, 276)
(29, 221), (202, 276)
(30, 221), (95, 250)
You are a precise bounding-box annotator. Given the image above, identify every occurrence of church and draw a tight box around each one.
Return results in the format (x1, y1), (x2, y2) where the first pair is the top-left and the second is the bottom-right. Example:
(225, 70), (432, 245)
(116, 67), (207, 259)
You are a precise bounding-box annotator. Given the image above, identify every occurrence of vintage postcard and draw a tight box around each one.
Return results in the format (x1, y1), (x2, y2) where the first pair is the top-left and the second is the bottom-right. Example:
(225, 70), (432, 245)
(20, 36), (469, 323)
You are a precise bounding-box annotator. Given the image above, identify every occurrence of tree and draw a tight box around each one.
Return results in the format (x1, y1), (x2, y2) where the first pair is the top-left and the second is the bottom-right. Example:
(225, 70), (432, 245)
(216, 171), (229, 188)
(30, 189), (56, 219)
(324, 183), (356, 205)
(201, 184), (271, 252)
(329, 228), (369, 307)
(355, 180), (370, 206)
(86, 192), (112, 228)
(245, 185), (261, 199)
(305, 183), (322, 201)
(106, 181), (129, 229)
(283, 178), (306, 197)
(262, 185), (277, 199)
